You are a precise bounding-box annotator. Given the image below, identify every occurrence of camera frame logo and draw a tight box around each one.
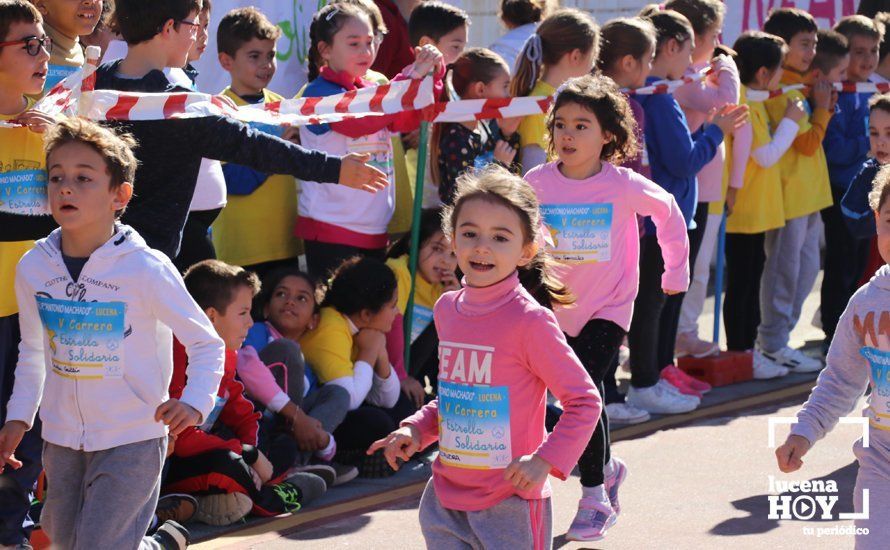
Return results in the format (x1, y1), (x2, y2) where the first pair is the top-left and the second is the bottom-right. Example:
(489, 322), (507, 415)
(766, 417), (869, 523)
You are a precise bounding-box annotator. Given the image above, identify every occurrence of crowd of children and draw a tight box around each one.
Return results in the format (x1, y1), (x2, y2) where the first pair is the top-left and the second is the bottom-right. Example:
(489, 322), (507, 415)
(0, 0), (888, 548)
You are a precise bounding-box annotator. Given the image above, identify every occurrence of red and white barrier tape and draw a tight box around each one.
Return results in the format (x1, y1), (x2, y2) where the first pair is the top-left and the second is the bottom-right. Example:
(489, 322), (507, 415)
(746, 81), (890, 102)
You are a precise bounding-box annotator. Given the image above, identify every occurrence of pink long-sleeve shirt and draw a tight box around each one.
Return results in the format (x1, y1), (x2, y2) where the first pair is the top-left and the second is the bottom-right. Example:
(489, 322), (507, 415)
(674, 58), (741, 203)
(526, 161), (690, 336)
(401, 272), (600, 512)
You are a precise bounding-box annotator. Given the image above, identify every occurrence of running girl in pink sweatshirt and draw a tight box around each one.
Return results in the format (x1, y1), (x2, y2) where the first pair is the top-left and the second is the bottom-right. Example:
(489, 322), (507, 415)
(524, 74), (692, 542)
(368, 166), (601, 550)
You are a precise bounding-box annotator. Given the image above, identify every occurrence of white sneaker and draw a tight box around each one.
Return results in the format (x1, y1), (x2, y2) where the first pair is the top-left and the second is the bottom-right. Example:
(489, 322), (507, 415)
(753, 349), (790, 379)
(605, 402), (651, 425)
(762, 346), (823, 373)
(626, 380), (699, 414)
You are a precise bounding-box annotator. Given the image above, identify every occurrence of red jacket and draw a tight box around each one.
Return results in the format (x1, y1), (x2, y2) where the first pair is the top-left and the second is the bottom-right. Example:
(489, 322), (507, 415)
(371, 0), (415, 79)
(170, 339), (260, 457)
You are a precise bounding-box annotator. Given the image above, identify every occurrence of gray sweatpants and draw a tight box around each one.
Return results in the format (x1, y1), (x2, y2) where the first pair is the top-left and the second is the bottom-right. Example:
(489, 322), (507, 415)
(418, 480), (552, 550)
(42, 438), (167, 550)
(852, 439), (890, 549)
(757, 212), (823, 353)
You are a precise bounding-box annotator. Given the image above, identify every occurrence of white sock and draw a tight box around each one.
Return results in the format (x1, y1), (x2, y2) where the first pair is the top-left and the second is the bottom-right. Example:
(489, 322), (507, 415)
(315, 432), (336, 461)
(603, 459), (616, 479)
(581, 484), (608, 503)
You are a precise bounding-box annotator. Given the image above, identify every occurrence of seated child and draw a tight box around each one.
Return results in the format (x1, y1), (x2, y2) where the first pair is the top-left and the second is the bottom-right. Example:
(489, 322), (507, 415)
(164, 260), (327, 526)
(240, 267), (357, 486)
(775, 167), (890, 549)
(300, 257), (417, 477)
(384, 208), (459, 405)
(0, 117), (224, 550)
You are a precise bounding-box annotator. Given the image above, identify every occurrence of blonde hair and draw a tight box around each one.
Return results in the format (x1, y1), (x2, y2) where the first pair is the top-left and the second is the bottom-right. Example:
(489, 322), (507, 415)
(442, 165), (574, 307)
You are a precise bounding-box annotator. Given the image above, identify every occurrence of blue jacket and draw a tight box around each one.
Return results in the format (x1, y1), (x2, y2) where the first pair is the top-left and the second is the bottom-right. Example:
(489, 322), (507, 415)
(637, 77), (723, 233)
(824, 92), (870, 189)
(841, 158), (881, 239)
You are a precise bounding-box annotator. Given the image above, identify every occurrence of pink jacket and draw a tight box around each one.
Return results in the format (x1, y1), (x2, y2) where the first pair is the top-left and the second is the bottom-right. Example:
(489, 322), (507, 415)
(526, 161), (690, 336)
(673, 58), (740, 203)
(401, 272), (600, 511)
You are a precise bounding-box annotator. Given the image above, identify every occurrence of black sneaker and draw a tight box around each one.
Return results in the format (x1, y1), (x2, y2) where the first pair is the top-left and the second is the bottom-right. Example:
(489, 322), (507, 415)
(252, 473), (326, 517)
(155, 493), (198, 525)
(329, 462), (359, 486)
(290, 464), (336, 488)
(151, 520), (189, 550)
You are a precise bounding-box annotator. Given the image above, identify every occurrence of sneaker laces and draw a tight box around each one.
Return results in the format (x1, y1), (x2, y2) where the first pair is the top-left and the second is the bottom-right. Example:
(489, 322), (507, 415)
(272, 483), (303, 513)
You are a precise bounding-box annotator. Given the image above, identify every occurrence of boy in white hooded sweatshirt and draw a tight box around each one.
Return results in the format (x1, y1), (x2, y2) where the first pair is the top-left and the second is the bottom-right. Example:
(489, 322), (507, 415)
(0, 118), (225, 550)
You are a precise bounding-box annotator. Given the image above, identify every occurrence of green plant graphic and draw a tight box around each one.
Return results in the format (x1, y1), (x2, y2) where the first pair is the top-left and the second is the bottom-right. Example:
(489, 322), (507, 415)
(276, 0), (327, 63)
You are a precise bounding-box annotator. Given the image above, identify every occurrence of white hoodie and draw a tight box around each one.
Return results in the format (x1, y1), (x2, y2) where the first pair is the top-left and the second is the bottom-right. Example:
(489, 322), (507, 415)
(7, 225), (225, 452)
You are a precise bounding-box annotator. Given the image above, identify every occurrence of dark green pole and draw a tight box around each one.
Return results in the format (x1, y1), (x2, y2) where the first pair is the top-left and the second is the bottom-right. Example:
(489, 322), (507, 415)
(404, 120), (430, 370)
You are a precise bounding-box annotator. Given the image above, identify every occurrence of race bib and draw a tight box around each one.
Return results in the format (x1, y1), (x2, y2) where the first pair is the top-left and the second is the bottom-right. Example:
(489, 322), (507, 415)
(438, 380), (512, 469)
(36, 296), (125, 380)
(541, 203), (614, 263)
(860, 347), (890, 430)
(0, 169), (49, 215)
(410, 304), (433, 344)
(45, 64), (78, 92)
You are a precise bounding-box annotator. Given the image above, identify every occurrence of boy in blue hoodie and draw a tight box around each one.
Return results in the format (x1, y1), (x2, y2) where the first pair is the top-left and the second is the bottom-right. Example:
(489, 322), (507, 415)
(0, 118), (226, 550)
(821, 15), (882, 349)
(776, 165), (890, 550)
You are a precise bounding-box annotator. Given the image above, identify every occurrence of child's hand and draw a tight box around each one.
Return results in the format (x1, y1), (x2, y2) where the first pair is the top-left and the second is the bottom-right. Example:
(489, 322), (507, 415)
(497, 116), (522, 137)
(504, 454), (551, 490)
(663, 288), (682, 296)
(411, 45), (443, 78)
(784, 99), (806, 122)
(281, 124), (301, 145)
(811, 79), (832, 111)
(289, 408), (325, 452)
(0, 421), (27, 473)
(401, 376), (426, 409)
(711, 104), (749, 135)
(493, 140), (517, 165)
(155, 399), (201, 436)
(339, 153), (389, 193)
(726, 187), (739, 216)
(355, 328), (385, 365)
(775, 434), (811, 473)
(14, 110), (56, 133)
(367, 425), (421, 470)
(252, 450), (274, 485)
(402, 129), (421, 150)
(440, 269), (461, 291)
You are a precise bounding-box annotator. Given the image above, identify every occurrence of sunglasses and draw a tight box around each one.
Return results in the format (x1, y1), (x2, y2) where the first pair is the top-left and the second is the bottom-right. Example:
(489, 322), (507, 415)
(0, 35), (52, 56)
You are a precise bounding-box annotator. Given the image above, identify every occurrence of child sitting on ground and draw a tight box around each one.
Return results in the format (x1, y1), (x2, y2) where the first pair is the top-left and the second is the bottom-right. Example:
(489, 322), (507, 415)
(384, 208), (460, 405)
(240, 267), (358, 487)
(776, 167), (890, 550)
(164, 260), (327, 526)
(300, 257), (416, 477)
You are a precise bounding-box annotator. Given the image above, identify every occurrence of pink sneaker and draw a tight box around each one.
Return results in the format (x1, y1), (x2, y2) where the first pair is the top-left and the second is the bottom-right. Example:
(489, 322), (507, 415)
(566, 497), (617, 542)
(605, 457), (627, 515)
(660, 367), (703, 398)
(663, 364), (711, 394)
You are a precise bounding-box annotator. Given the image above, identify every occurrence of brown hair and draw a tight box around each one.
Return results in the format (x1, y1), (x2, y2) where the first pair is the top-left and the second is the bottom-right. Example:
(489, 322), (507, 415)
(870, 92), (890, 115)
(597, 17), (656, 74)
(112, 0), (202, 45)
(336, 0), (387, 38)
(812, 29), (849, 75)
(664, 0), (725, 36)
(308, 2), (369, 80)
(217, 6), (281, 58)
(731, 30), (786, 85)
(762, 8), (816, 46)
(430, 48), (511, 190)
(499, 0), (550, 29)
(44, 117), (138, 218)
(546, 74), (639, 165)
(639, 6), (694, 56)
(834, 14), (884, 43)
(408, 1), (469, 48)
(442, 165), (574, 308)
(510, 8), (599, 97)
(869, 163), (890, 211)
(184, 259), (261, 314)
(0, 0), (41, 43)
